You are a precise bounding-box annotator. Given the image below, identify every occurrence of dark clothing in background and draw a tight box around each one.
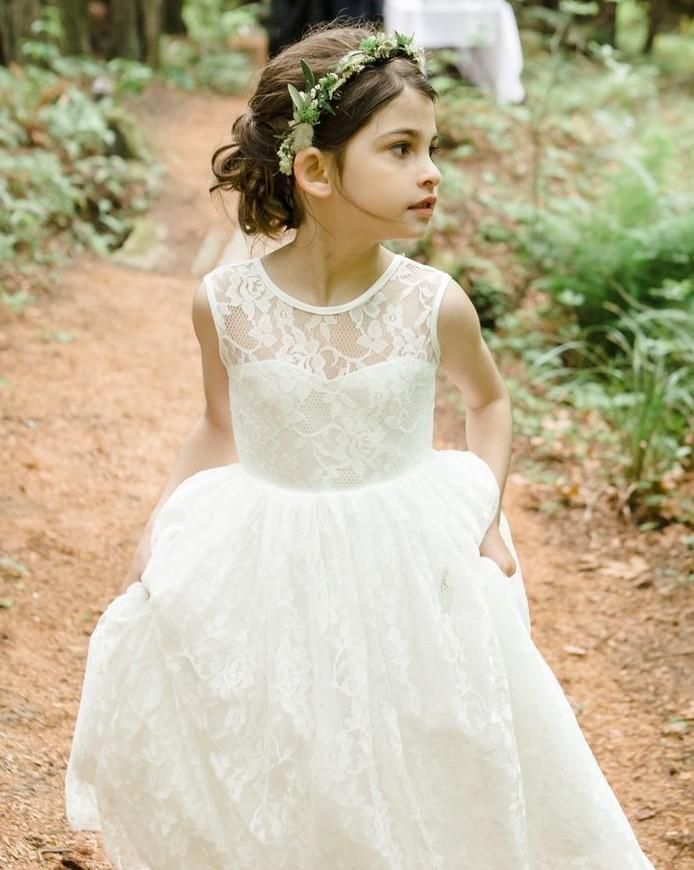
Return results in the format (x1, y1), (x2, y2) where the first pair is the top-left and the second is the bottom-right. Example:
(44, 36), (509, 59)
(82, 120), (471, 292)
(268, 1), (384, 57)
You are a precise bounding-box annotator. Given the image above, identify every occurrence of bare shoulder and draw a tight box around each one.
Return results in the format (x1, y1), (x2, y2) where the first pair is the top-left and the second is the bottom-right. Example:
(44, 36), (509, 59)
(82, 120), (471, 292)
(191, 272), (233, 427)
(433, 274), (506, 406)
(192, 276), (210, 311)
(437, 276), (483, 356)
(192, 274), (217, 344)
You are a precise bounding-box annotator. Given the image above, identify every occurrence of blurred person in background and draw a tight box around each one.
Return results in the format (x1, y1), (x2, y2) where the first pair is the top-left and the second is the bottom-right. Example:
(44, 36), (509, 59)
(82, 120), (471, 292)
(267, 0), (384, 56)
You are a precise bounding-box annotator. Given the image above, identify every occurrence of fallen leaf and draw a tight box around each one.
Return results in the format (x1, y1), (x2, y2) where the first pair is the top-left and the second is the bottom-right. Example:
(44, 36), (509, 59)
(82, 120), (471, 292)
(662, 719), (689, 736)
(601, 556), (649, 581)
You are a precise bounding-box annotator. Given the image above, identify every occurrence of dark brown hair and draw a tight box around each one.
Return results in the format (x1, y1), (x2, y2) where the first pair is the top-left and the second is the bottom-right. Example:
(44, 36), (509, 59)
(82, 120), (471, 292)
(210, 22), (437, 238)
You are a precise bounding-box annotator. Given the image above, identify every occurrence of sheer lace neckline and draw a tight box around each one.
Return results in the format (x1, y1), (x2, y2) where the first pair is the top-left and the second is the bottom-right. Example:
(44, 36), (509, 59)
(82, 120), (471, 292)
(254, 254), (403, 314)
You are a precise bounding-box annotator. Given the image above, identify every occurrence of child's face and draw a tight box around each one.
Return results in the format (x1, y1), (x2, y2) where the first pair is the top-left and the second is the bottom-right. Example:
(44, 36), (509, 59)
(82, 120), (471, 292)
(335, 86), (442, 242)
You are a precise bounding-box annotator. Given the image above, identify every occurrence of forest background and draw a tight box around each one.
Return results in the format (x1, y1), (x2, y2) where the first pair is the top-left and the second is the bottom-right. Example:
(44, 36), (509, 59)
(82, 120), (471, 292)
(0, 1), (693, 866)
(2, 0), (692, 528)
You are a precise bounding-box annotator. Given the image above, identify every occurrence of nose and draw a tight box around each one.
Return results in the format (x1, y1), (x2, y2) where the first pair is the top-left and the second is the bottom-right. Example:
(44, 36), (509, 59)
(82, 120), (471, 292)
(420, 153), (441, 189)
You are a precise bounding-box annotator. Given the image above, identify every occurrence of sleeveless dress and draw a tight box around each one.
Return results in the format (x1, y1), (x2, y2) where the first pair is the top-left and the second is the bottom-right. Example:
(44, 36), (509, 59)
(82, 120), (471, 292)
(65, 254), (656, 870)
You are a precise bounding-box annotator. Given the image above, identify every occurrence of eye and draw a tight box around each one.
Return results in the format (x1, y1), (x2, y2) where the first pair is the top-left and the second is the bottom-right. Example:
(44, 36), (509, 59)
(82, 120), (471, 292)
(390, 142), (411, 157)
(390, 141), (440, 159)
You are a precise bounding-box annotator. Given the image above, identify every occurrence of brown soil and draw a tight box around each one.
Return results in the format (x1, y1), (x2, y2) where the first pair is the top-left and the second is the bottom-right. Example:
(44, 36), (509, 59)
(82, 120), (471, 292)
(1, 80), (692, 870)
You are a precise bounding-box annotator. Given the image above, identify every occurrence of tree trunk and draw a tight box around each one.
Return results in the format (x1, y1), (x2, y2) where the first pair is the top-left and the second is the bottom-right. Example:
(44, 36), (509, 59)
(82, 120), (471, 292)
(645, 0), (668, 53)
(59, 0), (90, 55)
(0, 0), (42, 65)
(163, 0), (185, 34)
(141, 0), (163, 66)
(87, 1), (111, 58)
(109, 0), (141, 59)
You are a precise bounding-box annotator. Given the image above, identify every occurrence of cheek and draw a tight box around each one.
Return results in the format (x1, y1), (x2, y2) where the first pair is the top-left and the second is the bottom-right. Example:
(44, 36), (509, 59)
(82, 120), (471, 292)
(341, 146), (394, 186)
(340, 165), (384, 203)
(343, 158), (401, 197)
(337, 153), (406, 217)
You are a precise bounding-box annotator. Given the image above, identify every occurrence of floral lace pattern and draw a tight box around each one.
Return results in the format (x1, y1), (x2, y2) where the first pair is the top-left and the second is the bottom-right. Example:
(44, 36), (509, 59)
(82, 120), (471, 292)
(203, 256), (450, 489)
(65, 254), (657, 869)
(203, 255), (448, 376)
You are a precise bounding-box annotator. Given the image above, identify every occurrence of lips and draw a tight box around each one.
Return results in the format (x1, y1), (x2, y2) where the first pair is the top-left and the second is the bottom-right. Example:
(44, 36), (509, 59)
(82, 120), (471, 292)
(409, 196), (437, 210)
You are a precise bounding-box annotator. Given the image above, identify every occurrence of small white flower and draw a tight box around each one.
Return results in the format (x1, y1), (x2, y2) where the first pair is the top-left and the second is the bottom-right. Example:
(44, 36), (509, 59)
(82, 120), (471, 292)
(278, 143), (294, 175)
(276, 32), (425, 175)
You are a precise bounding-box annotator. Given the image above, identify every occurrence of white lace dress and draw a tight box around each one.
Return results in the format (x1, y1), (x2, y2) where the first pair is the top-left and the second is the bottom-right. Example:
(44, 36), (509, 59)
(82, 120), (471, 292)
(65, 255), (656, 870)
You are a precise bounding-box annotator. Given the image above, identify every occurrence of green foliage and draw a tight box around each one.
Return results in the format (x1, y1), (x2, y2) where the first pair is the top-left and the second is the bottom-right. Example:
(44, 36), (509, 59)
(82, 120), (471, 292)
(40, 87), (116, 156)
(520, 137), (694, 328)
(181, 0), (259, 46)
(0, 12), (159, 294)
(159, 1), (259, 94)
(616, 0), (650, 54)
(159, 37), (253, 94)
(0, 289), (36, 313)
(1, 149), (77, 255)
(652, 31), (694, 75)
(19, 5), (153, 94)
(23, 42), (154, 95)
(517, 298), (693, 520)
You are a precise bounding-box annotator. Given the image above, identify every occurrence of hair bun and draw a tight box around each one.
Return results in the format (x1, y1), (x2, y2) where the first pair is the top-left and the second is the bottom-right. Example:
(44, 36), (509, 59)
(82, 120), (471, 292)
(210, 109), (295, 237)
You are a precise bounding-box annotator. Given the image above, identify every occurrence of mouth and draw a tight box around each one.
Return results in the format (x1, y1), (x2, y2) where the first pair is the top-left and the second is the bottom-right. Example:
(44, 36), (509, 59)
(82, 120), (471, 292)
(408, 196), (437, 214)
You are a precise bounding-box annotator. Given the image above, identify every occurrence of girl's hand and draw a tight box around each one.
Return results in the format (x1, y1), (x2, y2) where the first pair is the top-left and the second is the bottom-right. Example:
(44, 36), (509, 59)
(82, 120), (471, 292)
(119, 530), (152, 595)
(479, 523), (516, 577)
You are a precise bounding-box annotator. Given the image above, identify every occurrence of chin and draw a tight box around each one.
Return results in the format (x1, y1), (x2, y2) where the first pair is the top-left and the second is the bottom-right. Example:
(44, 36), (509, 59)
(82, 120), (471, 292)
(387, 226), (431, 242)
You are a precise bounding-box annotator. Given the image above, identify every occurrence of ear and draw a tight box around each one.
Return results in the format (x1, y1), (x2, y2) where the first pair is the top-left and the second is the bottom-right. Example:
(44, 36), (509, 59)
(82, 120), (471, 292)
(293, 147), (333, 199)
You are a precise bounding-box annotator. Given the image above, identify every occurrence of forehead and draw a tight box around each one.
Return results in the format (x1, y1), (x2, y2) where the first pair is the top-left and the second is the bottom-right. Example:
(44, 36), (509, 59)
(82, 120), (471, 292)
(365, 87), (437, 137)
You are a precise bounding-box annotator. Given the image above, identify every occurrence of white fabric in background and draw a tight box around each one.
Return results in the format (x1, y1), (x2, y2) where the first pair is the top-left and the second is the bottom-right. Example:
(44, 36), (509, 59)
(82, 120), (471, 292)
(385, 0), (526, 103)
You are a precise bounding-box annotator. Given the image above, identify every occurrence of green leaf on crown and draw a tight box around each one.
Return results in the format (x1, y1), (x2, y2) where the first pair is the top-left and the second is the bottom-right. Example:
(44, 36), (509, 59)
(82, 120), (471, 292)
(300, 59), (315, 89)
(287, 83), (305, 112)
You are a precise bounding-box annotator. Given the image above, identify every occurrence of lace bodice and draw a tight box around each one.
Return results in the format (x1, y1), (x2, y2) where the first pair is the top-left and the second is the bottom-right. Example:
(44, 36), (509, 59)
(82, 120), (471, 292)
(204, 254), (451, 490)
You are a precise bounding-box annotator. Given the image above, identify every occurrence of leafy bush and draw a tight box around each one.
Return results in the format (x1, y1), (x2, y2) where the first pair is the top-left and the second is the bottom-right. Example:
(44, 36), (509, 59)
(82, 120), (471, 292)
(181, 0), (259, 45)
(159, 1), (260, 94)
(520, 136), (694, 329)
(20, 6), (154, 95)
(159, 36), (253, 94)
(501, 289), (693, 523)
(0, 11), (159, 295)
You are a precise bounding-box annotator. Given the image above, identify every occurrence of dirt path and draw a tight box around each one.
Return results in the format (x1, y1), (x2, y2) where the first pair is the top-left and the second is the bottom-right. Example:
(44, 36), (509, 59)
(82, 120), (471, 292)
(1, 83), (692, 870)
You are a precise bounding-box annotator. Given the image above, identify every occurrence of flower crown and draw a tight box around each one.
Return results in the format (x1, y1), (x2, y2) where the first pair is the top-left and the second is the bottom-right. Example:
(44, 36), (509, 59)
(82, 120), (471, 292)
(277, 31), (427, 177)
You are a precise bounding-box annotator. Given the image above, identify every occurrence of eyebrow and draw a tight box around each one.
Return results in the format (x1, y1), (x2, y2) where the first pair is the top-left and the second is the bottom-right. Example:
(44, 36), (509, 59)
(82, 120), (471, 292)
(376, 128), (439, 141)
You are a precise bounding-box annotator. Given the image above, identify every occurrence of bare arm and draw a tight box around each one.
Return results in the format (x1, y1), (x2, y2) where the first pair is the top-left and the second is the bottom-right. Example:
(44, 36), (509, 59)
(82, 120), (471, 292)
(437, 278), (516, 575)
(121, 280), (238, 590)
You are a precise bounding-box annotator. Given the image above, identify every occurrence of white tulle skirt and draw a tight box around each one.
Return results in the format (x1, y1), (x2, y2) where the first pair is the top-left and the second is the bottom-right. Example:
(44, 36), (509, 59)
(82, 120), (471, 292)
(65, 449), (655, 869)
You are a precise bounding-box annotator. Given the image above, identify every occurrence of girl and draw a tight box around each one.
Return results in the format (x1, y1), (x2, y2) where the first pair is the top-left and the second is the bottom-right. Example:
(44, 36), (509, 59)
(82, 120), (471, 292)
(65, 22), (657, 870)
